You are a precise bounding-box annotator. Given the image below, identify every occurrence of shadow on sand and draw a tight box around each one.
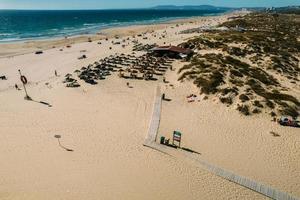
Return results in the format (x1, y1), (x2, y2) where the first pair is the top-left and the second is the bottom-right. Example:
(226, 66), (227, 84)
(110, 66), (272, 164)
(25, 96), (53, 107)
(54, 135), (74, 152)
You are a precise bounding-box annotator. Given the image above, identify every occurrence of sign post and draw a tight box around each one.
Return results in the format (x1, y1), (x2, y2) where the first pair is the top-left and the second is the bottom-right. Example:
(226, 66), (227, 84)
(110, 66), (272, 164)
(173, 131), (182, 147)
(18, 69), (31, 100)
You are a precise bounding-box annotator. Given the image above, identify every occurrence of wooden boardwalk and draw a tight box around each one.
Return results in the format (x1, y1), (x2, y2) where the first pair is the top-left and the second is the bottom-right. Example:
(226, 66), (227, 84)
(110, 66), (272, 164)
(144, 86), (162, 145)
(143, 86), (299, 200)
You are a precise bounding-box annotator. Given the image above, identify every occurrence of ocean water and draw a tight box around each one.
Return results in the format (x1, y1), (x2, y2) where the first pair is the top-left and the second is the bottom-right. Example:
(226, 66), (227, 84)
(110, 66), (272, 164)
(0, 9), (225, 42)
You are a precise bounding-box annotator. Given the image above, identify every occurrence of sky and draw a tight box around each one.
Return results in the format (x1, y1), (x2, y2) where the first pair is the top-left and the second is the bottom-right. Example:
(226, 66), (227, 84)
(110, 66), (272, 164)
(0, 0), (299, 10)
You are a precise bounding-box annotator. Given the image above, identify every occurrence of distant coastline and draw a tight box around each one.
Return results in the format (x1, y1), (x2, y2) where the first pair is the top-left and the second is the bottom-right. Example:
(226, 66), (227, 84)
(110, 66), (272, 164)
(0, 9), (230, 43)
(0, 10), (248, 58)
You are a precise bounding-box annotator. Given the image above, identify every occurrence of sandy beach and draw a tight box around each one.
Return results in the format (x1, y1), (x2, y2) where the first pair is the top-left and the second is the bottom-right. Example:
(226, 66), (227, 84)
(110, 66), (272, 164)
(0, 11), (299, 200)
(0, 14), (227, 58)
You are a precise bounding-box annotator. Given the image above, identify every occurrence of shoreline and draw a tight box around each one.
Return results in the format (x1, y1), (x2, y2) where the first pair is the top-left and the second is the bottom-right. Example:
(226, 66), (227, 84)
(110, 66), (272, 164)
(0, 10), (299, 200)
(0, 10), (246, 58)
(0, 11), (227, 44)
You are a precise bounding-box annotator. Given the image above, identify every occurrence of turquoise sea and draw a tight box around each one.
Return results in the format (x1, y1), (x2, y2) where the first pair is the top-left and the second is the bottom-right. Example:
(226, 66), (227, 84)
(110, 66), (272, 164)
(0, 9), (227, 42)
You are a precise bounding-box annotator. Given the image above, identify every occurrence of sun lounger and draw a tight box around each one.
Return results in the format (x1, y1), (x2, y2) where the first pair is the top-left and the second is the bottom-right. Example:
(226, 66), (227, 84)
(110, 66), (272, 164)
(0, 76), (7, 80)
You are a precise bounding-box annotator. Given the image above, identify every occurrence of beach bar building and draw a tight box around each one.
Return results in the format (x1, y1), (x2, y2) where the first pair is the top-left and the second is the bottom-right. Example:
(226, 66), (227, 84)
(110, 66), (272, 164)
(150, 46), (193, 59)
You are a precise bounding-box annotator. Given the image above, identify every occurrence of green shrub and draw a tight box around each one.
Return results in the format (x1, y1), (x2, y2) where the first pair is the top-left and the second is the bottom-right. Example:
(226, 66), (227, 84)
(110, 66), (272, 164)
(220, 97), (233, 105)
(230, 69), (243, 77)
(221, 87), (239, 96)
(239, 94), (250, 102)
(270, 111), (277, 117)
(253, 108), (262, 114)
(266, 100), (275, 109)
(253, 100), (264, 108)
(280, 106), (299, 118)
(194, 71), (224, 94)
(237, 104), (250, 115)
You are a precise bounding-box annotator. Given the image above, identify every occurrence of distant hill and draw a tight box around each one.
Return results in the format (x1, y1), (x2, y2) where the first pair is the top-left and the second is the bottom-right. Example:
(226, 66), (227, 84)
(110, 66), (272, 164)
(150, 5), (233, 11)
(149, 4), (300, 14)
(273, 6), (300, 14)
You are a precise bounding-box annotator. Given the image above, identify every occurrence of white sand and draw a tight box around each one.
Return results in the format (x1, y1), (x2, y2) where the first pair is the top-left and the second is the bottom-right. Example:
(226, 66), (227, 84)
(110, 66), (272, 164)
(1, 11), (297, 199)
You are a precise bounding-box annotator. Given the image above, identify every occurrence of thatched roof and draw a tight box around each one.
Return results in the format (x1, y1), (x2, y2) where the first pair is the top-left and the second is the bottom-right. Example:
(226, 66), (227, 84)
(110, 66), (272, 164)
(150, 46), (193, 55)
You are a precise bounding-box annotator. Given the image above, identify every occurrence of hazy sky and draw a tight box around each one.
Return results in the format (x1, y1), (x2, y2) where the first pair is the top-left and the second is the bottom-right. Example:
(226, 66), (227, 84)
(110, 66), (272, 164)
(0, 0), (299, 9)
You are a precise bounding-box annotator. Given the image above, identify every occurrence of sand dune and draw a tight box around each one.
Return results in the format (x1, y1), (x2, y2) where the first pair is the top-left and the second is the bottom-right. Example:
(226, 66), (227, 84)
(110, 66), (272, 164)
(158, 61), (300, 197)
(0, 11), (298, 199)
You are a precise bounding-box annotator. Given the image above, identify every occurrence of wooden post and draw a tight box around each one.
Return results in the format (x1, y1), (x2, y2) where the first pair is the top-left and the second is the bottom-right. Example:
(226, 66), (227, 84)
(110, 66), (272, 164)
(18, 69), (31, 100)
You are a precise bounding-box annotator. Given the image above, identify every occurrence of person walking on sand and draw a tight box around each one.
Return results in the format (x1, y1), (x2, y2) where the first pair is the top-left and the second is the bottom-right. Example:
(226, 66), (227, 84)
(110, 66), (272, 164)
(15, 84), (19, 90)
(55, 70), (58, 77)
(163, 77), (166, 83)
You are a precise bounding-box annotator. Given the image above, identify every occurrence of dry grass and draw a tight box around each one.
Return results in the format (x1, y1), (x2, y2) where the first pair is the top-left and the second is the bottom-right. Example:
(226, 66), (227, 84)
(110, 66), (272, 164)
(178, 12), (300, 117)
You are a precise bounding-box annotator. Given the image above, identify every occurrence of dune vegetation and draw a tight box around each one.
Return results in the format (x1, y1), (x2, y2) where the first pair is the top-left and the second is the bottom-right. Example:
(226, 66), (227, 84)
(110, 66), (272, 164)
(179, 12), (300, 117)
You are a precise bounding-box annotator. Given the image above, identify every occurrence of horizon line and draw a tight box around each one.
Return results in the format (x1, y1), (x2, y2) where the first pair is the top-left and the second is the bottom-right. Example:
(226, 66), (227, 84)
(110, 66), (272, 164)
(0, 5), (298, 11)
